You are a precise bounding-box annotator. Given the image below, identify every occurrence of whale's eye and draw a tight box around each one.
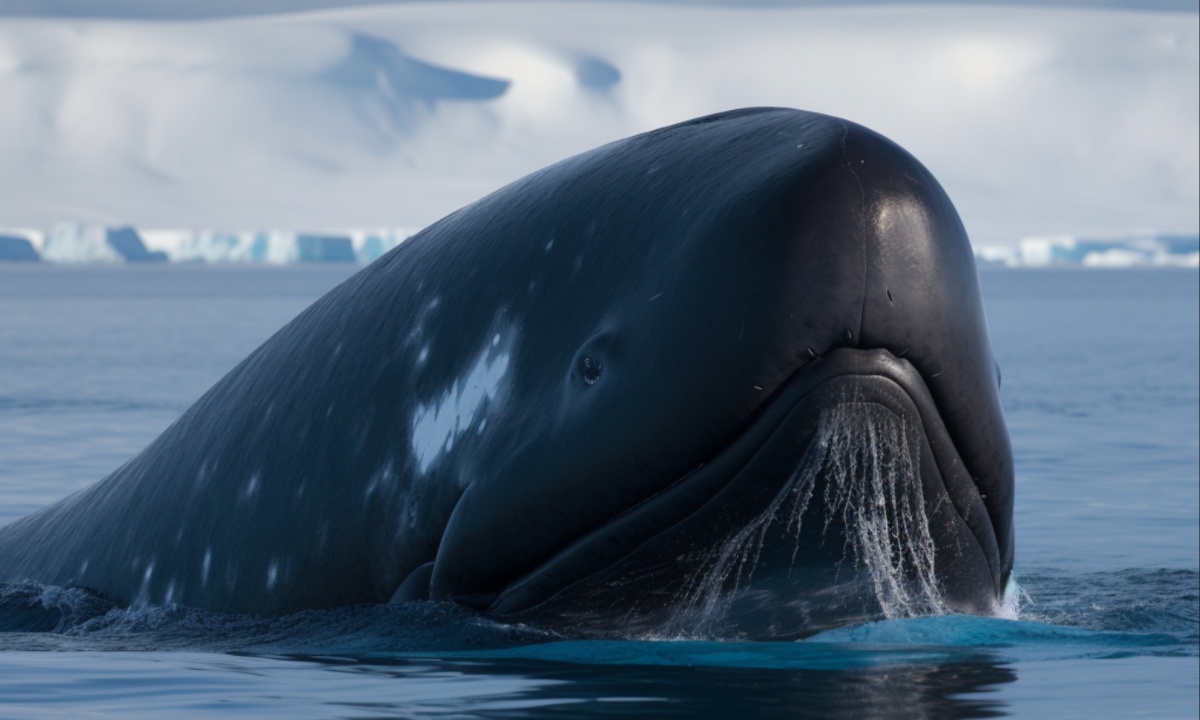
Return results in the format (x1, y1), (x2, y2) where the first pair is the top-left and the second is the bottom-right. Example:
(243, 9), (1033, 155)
(579, 356), (603, 385)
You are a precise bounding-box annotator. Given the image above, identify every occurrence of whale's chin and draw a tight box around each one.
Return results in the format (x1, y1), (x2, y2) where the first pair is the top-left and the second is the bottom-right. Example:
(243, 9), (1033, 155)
(457, 348), (1004, 640)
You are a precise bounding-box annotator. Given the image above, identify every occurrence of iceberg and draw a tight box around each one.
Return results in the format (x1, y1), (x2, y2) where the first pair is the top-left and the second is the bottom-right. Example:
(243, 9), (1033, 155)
(40, 224), (166, 264)
(0, 235), (39, 262)
(137, 227), (412, 264)
(975, 234), (1200, 268)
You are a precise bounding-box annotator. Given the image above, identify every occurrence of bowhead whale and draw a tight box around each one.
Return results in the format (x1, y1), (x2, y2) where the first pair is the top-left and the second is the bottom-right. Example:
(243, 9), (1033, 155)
(0, 108), (1013, 638)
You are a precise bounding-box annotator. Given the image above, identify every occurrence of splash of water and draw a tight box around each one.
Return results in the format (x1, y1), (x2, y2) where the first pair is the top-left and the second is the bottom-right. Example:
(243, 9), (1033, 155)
(672, 399), (948, 634)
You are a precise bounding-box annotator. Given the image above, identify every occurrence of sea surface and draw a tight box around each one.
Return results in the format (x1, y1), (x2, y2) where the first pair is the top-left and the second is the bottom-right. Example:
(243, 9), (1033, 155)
(0, 264), (1196, 719)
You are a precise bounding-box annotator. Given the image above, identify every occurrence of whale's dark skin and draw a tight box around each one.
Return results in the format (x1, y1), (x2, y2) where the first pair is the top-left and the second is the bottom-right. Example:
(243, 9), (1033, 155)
(0, 108), (1013, 638)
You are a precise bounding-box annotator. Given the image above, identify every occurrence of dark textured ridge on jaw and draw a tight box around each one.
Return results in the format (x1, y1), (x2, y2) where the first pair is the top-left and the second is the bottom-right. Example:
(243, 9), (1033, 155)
(484, 347), (1001, 617)
(484, 348), (852, 614)
(841, 124), (1015, 578)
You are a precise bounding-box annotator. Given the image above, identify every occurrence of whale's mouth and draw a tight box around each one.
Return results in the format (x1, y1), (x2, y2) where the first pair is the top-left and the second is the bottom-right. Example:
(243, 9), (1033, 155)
(475, 348), (1003, 630)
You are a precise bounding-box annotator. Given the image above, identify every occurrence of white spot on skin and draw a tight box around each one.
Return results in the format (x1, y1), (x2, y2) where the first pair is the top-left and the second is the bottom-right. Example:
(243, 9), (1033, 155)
(245, 473), (261, 500)
(194, 460), (211, 489)
(545, 239), (554, 252)
(267, 560), (279, 591)
(417, 346), (429, 363)
(411, 333), (513, 474)
(364, 461), (396, 499)
(201, 549), (212, 587)
(135, 561), (155, 606)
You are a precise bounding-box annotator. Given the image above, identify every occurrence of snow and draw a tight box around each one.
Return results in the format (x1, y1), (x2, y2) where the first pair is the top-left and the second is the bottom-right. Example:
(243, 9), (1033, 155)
(0, 2), (1195, 247)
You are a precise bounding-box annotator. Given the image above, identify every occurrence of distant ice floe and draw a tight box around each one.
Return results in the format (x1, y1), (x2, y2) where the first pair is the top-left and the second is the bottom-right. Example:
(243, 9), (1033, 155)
(0, 230), (40, 261)
(0, 224), (413, 264)
(39, 223), (168, 263)
(4, 223), (1196, 268)
(140, 227), (412, 264)
(975, 233), (1200, 268)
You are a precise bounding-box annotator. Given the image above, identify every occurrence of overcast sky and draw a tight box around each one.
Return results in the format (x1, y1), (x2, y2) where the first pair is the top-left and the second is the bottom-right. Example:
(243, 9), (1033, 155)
(1, 1), (1194, 243)
(0, 0), (1195, 21)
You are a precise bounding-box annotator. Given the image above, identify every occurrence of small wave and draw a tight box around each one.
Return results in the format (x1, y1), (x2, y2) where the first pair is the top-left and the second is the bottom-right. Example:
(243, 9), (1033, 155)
(1015, 567), (1199, 644)
(0, 582), (553, 654)
(4, 566), (1195, 665)
(0, 396), (185, 414)
(0, 582), (116, 634)
(810, 615), (1187, 664)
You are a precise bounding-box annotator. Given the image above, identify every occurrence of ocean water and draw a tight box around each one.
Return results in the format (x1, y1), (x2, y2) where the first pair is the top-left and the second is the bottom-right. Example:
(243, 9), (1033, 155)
(0, 264), (1196, 719)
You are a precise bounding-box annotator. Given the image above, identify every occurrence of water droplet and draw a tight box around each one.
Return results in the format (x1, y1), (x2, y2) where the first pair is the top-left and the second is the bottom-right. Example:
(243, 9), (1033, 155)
(670, 400), (946, 635)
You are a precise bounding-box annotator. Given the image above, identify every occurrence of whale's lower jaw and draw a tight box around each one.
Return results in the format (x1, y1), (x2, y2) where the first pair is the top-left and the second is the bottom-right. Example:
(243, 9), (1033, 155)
(475, 348), (1004, 640)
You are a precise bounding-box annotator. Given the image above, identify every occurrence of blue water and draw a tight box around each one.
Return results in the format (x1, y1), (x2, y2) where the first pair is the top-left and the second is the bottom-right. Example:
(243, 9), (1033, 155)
(0, 265), (1196, 718)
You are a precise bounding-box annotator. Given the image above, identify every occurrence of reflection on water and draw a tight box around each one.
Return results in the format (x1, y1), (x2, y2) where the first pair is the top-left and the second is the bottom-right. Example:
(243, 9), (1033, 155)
(349, 655), (1017, 719)
(0, 648), (1018, 719)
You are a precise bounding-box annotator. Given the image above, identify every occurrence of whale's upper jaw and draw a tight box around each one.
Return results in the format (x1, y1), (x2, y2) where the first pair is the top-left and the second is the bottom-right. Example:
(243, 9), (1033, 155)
(423, 110), (1012, 627)
(846, 126), (1014, 583)
(443, 347), (1004, 635)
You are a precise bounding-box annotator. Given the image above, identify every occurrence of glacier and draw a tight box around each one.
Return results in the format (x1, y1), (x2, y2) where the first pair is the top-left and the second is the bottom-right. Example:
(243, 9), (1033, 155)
(41, 224), (167, 264)
(0, 2), (1194, 247)
(975, 234), (1200, 268)
(141, 228), (412, 264)
(0, 224), (411, 264)
(0, 234), (38, 262)
(6, 223), (1196, 268)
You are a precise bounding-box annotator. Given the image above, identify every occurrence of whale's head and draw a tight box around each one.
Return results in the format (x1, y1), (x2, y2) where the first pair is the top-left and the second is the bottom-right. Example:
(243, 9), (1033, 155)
(419, 108), (1012, 638)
